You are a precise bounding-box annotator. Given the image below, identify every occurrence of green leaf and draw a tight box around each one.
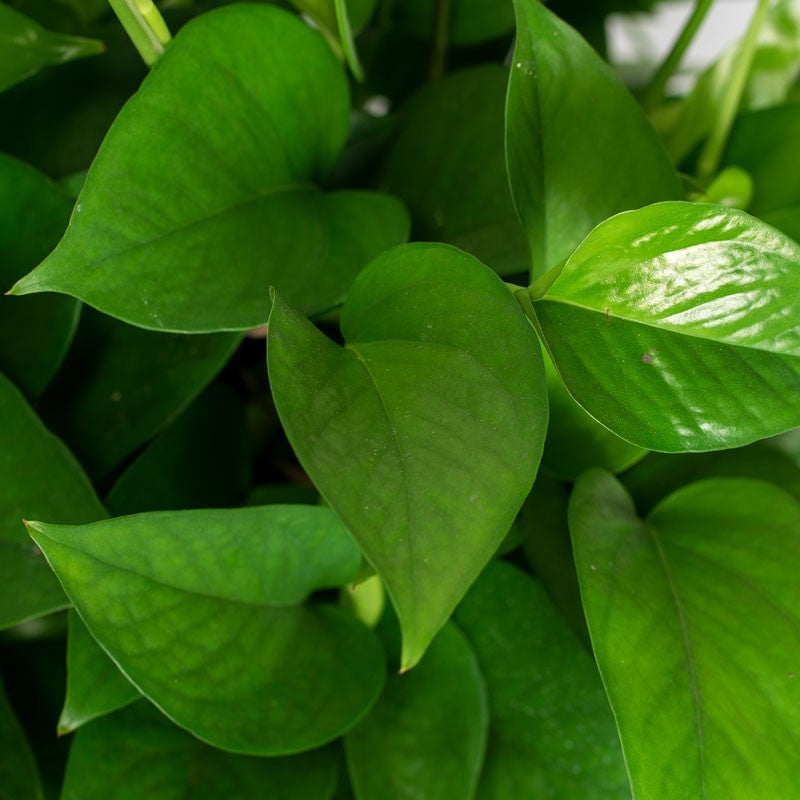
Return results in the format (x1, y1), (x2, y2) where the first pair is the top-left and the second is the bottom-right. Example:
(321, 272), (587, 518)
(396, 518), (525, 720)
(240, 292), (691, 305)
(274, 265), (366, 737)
(454, 561), (628, 798)
(345, 616), (487, 800)
(26, 506), (385, 755)
(0, 154), (79, 397)
(106, 385), (250, 515)
(0, 677), (43, 800)
(570, 471), (800, 799)
(38, 309), (239, 479)
(0, 371), (105, 630)
(392, 0), (515, 45)
(61, 703), (338, 800)
(10, 5), (409, 333)
(381, 65), (528, 277)
(507, 0), (681, 277)
(0, 2), (103, 93)
(58, 610), (140, 735)
(267, 243), (547, 669)
(533, 201), (800, 451)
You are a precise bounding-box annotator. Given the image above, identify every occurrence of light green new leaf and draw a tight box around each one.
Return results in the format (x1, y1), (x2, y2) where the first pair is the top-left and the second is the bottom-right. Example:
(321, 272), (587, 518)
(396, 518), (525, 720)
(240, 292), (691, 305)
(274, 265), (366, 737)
(570, 471), (800, 799)
(532, 201), (800, 452)
(0, 2), (103, 93)
(27, 506), (385, 755)
(345, 617), (487, 800)
(381, 65), (528, 277)
(0, 154), (79, 397)
(0, 372), (105, 630)
(61, 703), (338, 800)
(10, 5), (408, 332)
(507, 0), (682, 276)
(455, 561), (628, 799)
(267, 243), (547, 668)
(59, 610), (140, 735)
(0, 677), (43, 800)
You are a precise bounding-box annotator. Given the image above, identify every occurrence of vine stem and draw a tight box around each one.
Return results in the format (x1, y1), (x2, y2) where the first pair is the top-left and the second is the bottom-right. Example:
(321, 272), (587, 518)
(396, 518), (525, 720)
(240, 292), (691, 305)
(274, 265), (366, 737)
(640, 0), (716, 110)
(696, 0), (771, 183)
(107, 0), (171, 67)
(429, 0), (451, 81)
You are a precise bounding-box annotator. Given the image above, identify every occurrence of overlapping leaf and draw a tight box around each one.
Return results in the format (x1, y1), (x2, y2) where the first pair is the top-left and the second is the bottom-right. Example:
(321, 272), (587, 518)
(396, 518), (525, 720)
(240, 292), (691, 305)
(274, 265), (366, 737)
(0, 677), (42, 800)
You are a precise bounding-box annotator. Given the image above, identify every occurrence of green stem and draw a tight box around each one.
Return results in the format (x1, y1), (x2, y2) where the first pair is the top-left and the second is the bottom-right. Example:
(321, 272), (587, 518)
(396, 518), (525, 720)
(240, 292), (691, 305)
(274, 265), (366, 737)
(107, 0), (171, 67)
(429, 0), (450, 81)
(641, 0), (716, 110)
(696, 0), (771, 182)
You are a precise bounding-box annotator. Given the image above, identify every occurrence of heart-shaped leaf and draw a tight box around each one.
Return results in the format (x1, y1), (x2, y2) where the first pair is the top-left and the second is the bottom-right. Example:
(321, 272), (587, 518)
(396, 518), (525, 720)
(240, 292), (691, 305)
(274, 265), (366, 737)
(27, 506), (385, 755)
(0, 371), (105, 630)
(61, 703), (338, 800)
(10, 5), (409, 333)
(507, 0), (682, 276)
(532, 201), (800, 451)
(267, 243), (547, 668)
(570, 471), (800, 799)
(0, 676), (43, 800)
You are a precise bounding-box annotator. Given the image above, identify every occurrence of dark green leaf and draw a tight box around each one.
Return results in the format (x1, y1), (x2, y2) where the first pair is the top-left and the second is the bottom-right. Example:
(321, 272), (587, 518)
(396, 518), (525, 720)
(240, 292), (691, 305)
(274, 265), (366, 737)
(0, 676), (43, 800)
(267, 243), (547, 668)
(345, 617), (487, 800)
(38, 309), (239, 480)
(10, 5), (408, 332)
(0, 371), (105, 630)
(0, 2), (103, 93)
(392, 0), (515, 45)
(570, 471), (800, 799)
(381, 65), (527, 277)
(0, 154), (79, 397)
(27, 506), (385, 755)
(507, 0), (681, 276)
(61, 703), (338, 800)
(533, 202), (800, 451)
(454, 561), (628, 798)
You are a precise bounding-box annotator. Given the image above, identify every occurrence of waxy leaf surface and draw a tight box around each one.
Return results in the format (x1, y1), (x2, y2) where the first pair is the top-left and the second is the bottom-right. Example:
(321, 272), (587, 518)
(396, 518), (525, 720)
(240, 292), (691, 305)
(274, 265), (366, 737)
(61, 703), (338, 800)
(11, 5), (408, 332)
(268, 243), (547, 668)
(570, 472), (800, 799)
(27, 506), (385, 755)
(534, 202), (800, 451)
(0, 372), (105, 629)
(507, 0), (682, 276)
(455, 561), (628, 799)
(0, 677), (42, 800)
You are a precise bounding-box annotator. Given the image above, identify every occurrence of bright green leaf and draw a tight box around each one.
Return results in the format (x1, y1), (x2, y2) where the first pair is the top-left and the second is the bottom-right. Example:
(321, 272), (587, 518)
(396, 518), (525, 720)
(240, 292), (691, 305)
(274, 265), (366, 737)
(0, 371), (105, 630)
(533, 201), (800, 451)
(0, 676), (43, 800)
(27, 506), (385, 755)
(507, 0), (682, 276)
(570, 471), (800, 799)
(0, 154), (79, 397)
(345, 616), (487, 800)
(381, 65), (528, 277)
(454, 560), (628, 798)
(10, 5), (409, 333)
(61, 703), (338, 800)
(0, 2), (103, 93)
(267, 243), (547, 668)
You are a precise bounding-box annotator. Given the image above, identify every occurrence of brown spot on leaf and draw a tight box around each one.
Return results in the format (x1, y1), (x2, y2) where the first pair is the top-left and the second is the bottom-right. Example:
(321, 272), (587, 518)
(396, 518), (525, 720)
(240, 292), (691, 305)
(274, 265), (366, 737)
(641, 353), (653, 365)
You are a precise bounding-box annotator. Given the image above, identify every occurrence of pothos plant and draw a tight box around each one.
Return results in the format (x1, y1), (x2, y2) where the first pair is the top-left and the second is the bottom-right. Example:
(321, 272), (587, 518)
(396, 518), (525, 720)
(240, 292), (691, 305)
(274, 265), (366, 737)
(1, 0), (800, 797)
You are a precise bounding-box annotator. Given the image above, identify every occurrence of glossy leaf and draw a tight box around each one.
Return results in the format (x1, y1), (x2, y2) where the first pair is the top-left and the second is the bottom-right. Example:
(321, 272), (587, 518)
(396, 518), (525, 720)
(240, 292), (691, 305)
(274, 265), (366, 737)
(0, 153), (79, 397)
(345, 617), (487, 800)
(38, 309), (239, 479)
(267, 243), (547, 668)
(381, 65), (528, 277)
(570, 471), (800, 799)
(0, 677), (43, 800)
(27, 506), (384, 755)
(61, 703), (338, 800)
(0, 2), (103, 93)
(533, 201), (800, 451)
(10, 5), (409, 332)
(59, 610), (140, 735)
(454, 561), (628, 798)
(106, 384), (250, 515)
(0, 371), (105, 630)
(392, 0), (515, 45)
(507, 0), (682, 276)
